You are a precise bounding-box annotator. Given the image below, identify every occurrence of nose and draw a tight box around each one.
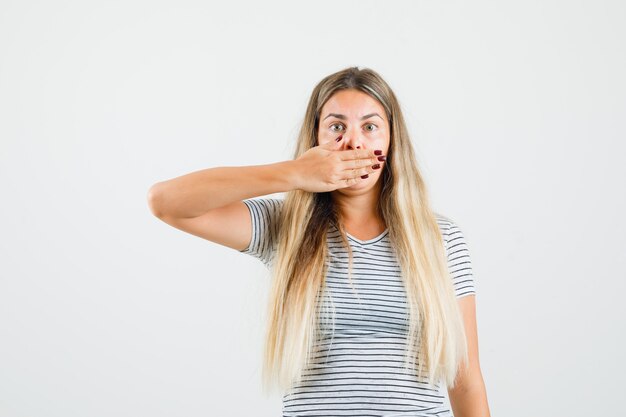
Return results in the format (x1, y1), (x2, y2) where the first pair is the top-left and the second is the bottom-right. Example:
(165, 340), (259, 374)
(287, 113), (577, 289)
(341, 128), (364, 150)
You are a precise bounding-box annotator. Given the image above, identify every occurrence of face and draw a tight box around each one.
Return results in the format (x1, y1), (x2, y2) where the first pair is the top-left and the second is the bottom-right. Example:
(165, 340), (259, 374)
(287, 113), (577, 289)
(317, 89), (391, 189)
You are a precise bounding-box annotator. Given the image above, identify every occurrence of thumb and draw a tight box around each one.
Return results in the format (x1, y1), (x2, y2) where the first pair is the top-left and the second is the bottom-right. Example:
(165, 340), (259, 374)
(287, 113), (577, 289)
(320, 134), (344, 150)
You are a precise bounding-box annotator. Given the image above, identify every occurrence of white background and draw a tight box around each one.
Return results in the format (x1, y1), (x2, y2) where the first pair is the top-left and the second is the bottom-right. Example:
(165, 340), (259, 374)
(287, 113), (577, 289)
(1, 1), (624, 416)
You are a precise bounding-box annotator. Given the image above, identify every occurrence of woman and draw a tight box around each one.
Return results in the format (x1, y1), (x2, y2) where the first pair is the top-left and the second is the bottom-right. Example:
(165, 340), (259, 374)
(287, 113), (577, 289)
(148, 67), (491, 417)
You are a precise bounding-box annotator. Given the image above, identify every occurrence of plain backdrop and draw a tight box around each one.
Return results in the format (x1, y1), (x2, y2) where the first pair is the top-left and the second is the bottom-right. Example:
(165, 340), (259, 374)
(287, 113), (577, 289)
(1, 1), (624, 416)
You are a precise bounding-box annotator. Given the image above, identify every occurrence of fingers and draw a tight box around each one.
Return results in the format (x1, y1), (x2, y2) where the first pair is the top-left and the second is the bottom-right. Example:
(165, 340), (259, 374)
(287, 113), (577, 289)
(336, 158), (384, 187)
(338, 148), (383, 162)
(340, 149), (385, 171)
(319, 134), (344, 150)
(344, 162), (382, 179)
(320, 135), (387, 185)
(323, 135), (384, 166)
(333, 147), (386, 186)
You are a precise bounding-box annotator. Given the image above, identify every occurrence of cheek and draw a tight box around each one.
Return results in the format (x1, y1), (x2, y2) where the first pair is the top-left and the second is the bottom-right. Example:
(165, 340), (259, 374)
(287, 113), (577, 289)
(378, 136), (391, 153)
(373, 134), (388, 146)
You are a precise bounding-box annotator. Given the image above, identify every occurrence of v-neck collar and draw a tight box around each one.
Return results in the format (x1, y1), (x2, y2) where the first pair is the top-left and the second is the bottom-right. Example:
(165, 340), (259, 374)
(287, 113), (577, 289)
(345, 228), (389, 245)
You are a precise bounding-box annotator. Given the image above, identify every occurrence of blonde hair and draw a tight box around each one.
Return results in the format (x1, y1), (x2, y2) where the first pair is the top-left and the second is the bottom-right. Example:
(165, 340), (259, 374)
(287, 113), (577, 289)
(261, 66), (469, 396)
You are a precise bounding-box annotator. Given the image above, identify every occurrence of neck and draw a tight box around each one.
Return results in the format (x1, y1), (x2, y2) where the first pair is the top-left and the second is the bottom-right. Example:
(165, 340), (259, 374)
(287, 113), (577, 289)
(330, 181), (384, 227)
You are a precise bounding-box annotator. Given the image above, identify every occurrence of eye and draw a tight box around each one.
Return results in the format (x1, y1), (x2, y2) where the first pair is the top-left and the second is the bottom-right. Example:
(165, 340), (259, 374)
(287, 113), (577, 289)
(329, 123), (345, 132)
(364, 123), (378, 132)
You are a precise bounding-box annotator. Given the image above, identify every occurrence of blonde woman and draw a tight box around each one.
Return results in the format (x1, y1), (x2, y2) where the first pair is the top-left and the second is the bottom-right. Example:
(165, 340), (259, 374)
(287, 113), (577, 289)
(147, 67), (491, 417)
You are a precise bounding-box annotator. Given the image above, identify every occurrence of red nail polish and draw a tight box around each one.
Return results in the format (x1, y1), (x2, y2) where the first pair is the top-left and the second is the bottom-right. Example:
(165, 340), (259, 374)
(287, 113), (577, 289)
(361, 174), (369, 179)
(374, 150), (382, 155)
(336, 135), (343, 142)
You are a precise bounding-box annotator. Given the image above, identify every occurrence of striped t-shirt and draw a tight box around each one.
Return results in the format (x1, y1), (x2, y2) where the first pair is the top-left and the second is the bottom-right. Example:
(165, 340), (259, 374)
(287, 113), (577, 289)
(240, 197), (477, 417)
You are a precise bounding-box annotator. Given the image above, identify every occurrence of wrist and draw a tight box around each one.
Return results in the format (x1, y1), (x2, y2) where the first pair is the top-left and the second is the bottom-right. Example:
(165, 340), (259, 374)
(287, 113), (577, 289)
(274, 159), (302, 192)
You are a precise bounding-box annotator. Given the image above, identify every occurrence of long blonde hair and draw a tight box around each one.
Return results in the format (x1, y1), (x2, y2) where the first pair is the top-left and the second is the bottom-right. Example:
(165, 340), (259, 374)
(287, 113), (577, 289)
(261, 66), (469, 396)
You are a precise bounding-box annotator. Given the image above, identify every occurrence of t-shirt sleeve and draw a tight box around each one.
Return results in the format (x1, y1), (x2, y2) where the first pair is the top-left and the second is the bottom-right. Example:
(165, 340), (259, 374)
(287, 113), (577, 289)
(239, 197), (284, 268)
(443, 219), (477, 298)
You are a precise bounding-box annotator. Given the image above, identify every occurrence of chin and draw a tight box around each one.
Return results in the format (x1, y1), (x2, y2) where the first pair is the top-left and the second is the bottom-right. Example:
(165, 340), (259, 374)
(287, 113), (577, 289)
(339, 180), (374, 193)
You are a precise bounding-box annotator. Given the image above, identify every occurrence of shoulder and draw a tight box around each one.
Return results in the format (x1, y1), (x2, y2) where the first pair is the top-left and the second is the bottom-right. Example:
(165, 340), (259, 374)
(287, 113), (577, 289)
(433, 211), (455, 239)
(433, 212), (470, 251)
(239, 197), (286, 267)
(242, 197), (285, 218)
(242, 197), (285, 208)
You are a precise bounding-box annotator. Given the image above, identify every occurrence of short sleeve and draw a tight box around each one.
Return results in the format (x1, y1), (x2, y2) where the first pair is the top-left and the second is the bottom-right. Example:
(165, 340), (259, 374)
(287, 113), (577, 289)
(442, 218), (477, 298)
(239, 197), (284, 268)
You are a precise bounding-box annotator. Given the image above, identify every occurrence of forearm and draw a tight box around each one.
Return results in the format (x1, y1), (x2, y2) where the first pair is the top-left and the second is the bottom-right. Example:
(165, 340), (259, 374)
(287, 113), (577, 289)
(448, 377), (491, 417)
(148, 160), (299, 218)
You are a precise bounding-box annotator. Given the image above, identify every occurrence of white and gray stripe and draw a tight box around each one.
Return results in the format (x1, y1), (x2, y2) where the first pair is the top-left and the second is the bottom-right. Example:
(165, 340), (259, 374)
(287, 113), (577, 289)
(240, 198), (477, 417)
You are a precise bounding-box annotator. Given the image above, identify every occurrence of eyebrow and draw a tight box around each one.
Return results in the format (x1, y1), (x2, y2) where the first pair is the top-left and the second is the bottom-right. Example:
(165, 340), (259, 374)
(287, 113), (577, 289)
(322, 112), (383, 121)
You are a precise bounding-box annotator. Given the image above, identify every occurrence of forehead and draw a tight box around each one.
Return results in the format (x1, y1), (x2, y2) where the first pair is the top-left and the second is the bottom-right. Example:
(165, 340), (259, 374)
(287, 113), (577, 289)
(320, 89), (386, 118)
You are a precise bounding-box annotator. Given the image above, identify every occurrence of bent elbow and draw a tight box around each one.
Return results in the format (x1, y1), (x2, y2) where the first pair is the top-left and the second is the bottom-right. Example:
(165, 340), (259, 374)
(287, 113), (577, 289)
(147, 183), (166, 218)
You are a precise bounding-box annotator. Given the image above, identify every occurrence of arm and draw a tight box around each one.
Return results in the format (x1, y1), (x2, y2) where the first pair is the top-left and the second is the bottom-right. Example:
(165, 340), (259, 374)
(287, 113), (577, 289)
(148, 139), (382, 219)
(146, 161), (300, 252)
(147, 161), (299, 219)
(448, 295), (491, 417)
(146, 145), (380, 251)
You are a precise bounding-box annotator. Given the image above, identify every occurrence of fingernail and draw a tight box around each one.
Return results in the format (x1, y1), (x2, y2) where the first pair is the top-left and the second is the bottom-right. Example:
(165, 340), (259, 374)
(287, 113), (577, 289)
(372, 164), (381, 169)
(374, 150), (382, 155)
(361, 174), (369, 179)
(377, 155), (386, 161)
(336, 135), (343, 142)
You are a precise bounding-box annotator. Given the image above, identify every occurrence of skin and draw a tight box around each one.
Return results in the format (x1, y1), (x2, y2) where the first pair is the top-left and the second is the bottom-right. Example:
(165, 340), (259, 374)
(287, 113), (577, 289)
(317, 88), (390, 239)
(448, 295), (491, 417)
(318, 89), (491, 416)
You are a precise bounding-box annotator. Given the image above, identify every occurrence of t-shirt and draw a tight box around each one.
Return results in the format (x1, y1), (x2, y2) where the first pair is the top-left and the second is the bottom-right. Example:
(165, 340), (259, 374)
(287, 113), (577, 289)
(240, 197), (477, 417)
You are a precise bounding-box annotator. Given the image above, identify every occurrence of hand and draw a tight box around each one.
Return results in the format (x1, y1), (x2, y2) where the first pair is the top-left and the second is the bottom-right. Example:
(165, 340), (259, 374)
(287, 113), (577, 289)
(291, 135), (385, 193)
